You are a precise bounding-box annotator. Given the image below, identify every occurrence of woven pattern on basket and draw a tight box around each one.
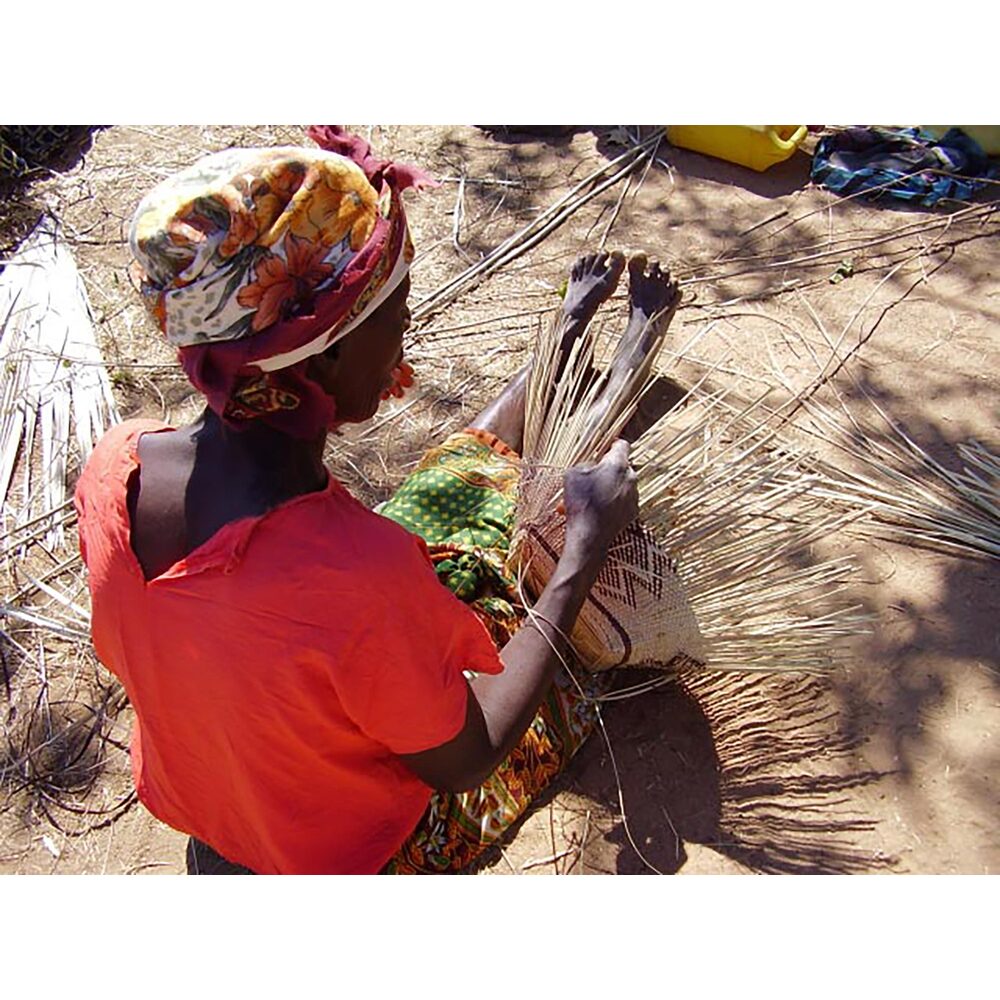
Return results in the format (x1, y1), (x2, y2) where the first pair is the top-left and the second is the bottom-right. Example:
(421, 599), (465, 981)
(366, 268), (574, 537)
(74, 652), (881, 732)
(510, 464), (706, 671)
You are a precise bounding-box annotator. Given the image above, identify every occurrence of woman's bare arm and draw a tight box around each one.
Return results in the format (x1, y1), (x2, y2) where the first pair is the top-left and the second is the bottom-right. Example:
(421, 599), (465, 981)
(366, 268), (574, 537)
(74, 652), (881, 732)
(400, 441), (637, 792)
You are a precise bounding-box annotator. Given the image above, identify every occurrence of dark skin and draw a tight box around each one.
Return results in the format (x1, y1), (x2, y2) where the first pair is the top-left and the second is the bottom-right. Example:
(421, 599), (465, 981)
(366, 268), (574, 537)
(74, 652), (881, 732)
(128, 255), (679, 793)
(130, 279), (412, 580)
(471, 252), (681, 452)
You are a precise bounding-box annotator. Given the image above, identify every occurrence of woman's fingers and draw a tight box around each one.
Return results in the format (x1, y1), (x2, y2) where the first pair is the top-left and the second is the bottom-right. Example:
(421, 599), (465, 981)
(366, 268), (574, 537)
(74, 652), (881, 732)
(605, 438), (631, 468)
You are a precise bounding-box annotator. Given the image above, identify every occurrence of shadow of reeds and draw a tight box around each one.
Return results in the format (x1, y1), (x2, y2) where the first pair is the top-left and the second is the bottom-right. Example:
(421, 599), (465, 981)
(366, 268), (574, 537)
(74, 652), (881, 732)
(812, 368), (1000, 828)
(567, 669), (895, 874)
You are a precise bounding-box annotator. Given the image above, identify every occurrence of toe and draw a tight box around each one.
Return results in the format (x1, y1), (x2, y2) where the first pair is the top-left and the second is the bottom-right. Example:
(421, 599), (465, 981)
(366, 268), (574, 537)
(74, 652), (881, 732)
(628, 254), (648, 283)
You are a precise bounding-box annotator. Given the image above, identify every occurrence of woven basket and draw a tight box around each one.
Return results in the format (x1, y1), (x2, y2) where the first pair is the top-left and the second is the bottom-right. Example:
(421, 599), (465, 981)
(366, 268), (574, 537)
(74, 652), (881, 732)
(510, 465), (706, 670)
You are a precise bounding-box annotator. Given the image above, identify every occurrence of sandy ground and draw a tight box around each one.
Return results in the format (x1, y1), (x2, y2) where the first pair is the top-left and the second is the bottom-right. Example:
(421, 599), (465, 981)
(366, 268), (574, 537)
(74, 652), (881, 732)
(1, 125), (997, 875)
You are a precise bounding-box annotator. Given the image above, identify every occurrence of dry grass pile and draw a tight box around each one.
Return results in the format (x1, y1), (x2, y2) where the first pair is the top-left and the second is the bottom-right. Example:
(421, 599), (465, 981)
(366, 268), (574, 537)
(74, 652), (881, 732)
(0, 636), (134, 861)
(799, 398), (999, 561)
(509, 296), (869, 679)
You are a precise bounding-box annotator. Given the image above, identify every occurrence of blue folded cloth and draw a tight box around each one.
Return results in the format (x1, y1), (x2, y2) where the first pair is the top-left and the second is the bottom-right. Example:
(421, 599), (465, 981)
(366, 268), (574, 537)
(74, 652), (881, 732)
(811, 127), (997, 207)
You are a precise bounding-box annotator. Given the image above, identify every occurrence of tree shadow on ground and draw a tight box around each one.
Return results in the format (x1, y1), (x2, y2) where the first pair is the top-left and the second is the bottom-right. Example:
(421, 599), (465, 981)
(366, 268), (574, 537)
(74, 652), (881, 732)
(416, 126), (588, 266)
(649, 143), (814, 201)
(476, 126), (582, 143)
(816, 367), (1000, 821)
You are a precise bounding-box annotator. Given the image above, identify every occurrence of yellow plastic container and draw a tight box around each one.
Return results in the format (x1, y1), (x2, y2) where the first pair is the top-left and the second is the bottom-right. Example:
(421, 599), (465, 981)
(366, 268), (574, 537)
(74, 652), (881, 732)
(666, 125), (808, 172)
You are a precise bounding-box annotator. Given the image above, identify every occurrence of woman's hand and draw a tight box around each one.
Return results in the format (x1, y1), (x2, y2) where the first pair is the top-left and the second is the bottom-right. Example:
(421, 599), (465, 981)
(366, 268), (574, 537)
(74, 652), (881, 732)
(400, 440), (639, 793)
(562, 439), (639, 552)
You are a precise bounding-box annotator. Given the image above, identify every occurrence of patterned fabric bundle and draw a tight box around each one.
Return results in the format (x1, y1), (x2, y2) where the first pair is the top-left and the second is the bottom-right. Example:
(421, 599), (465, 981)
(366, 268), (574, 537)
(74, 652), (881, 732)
(811, 127), (997, 207)
(129, 128), (434, 438)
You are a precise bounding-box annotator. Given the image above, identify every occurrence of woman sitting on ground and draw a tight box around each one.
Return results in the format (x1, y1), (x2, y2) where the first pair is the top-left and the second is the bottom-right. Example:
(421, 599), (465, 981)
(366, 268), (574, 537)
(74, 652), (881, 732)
(75, 129), (678, 874)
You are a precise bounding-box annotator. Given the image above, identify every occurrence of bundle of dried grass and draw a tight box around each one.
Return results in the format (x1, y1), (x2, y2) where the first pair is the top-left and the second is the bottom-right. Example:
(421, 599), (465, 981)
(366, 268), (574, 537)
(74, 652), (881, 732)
(0, 215), (119, 548)
(508, 289), (867, 676)
(802, 394), (999, 560)
(0, 636), (134, 856)
(771, 288), (1000, 562)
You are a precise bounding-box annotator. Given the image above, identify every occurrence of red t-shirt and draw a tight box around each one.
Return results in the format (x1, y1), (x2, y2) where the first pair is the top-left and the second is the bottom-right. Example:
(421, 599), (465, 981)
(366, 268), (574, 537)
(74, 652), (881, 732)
(74, 420), (503, 874)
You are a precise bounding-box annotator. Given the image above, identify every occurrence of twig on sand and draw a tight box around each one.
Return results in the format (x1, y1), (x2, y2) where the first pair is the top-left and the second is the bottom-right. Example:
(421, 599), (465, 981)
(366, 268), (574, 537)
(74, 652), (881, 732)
(685, 200), (999, 289)
(356, 390), (429, 440)
(412, 306), (555, 342)
(661, 804), (681, 858)
(450, 174), (473, 263)
(497, 846), (518, 874)
(124, 861), (173, 875)
(598, 173), (632, 251)
(438, 175), (526, 189)
(563, 809), (592, 875)
(737, 210), (789, 238)
(520, 845), (577, 872)
(597, 129), (662, 250)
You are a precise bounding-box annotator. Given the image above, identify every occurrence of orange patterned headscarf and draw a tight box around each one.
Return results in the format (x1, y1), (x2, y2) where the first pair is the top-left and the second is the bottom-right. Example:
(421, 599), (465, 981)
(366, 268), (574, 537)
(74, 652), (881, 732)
(129, 129), (433, 438)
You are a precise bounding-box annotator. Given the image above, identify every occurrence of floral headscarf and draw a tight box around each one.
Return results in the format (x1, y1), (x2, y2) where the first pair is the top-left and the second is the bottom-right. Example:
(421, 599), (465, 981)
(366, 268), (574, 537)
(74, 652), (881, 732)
(129, 127), (433, 438)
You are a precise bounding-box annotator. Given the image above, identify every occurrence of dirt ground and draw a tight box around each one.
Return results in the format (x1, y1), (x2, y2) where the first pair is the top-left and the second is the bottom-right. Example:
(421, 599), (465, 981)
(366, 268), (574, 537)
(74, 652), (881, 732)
(1, 125), (997, 875)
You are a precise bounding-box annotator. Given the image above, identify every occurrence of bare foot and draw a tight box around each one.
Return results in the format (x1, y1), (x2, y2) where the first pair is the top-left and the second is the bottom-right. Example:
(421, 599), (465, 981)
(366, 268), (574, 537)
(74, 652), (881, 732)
(562, 251), (627, 325)
(548, 250), (627, 409)
(468, 252), (628, 453)
(604, 255), (680, 389)
(578, 255), (681, 442)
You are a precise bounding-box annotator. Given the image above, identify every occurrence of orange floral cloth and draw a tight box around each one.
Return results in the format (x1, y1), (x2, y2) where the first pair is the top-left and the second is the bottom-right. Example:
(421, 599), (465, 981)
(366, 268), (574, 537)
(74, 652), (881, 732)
(131, 145), (414, 351)
(127, 133), (433, 439)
